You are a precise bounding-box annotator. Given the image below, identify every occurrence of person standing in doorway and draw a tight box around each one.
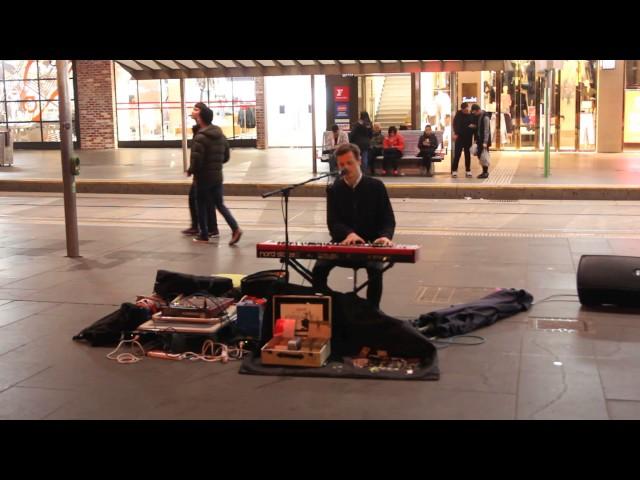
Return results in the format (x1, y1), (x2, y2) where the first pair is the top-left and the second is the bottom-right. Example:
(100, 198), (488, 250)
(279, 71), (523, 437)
(188, 103), (243, 246)
(471, 104), (491, 179)
(349, 112), (373, 174)
(451, 102), (474, 178)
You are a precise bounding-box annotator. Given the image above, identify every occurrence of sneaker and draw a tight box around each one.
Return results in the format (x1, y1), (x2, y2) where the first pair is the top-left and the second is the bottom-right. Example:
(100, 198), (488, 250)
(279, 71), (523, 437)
(181, 227), (199, 236)
(451, 171), (458, 178)
(209, 232), (220, 238)
(393, 170), (399, 176)
(465, 171), (473, 178)
(192, 237), (209, 244)
(425, 172), (433, 178)
(477, 172), (489, 179)
(229, 229), (243, 246)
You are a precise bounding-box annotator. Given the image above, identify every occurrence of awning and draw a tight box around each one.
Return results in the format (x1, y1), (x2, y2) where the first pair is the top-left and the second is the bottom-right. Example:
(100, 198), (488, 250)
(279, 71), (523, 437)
(115, 60), (510, 80)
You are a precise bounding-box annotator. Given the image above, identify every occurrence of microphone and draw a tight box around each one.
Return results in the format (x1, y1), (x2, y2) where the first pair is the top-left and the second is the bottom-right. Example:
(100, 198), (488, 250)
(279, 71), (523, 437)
(330, 169), (346, 177)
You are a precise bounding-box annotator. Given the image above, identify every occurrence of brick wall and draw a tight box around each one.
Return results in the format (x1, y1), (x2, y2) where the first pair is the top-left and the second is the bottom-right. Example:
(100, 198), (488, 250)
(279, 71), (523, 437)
(255, 77), (266, 149)
(75, 60), (117, 150)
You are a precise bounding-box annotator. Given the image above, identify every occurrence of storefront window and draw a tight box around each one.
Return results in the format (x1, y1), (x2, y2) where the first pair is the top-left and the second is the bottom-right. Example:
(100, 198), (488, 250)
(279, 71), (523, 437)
(0, 60), (77, 143)
(624, 61), (640, 146)
(420, 72), (451, 147)
(114, 63), (257, 144)
(265, 75), (326, 148)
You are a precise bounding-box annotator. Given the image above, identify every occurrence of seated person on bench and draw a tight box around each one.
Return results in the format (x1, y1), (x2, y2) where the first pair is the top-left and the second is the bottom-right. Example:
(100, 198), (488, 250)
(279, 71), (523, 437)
(323, 124), (349, 172)
(312, 143), (396, 309)
(418, 124), (438, 177)
(382, 126), (405, 176)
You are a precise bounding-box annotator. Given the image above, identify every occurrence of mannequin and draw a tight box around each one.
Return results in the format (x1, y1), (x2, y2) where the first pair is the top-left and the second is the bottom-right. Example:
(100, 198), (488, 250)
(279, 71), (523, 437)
(501, 86), (513, 143)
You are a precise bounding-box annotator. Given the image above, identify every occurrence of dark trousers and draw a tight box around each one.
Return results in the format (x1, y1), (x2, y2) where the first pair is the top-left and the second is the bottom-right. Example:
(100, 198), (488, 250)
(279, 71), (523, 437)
(189, 183), (217, 231)
(383, 148), (402, 172)
(312, 259), (384, 308)
(452, 141), (471, 172)
(371, 147), (383, 174)
(420, 150), (436, 171)
(195, 183), (239, 239)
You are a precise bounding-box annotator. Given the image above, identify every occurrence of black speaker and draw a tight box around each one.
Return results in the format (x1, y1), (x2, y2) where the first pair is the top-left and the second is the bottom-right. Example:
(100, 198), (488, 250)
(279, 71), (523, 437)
(577, 255), (640, 307)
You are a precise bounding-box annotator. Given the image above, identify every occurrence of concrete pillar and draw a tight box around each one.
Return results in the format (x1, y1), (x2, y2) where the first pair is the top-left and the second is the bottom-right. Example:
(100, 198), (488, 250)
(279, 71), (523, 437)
(597, 60), (625, 153)
(255, 77), (266, 149)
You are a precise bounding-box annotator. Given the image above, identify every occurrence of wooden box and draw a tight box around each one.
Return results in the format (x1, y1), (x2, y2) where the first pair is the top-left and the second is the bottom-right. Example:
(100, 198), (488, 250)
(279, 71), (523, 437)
(261, 295), (331, 368)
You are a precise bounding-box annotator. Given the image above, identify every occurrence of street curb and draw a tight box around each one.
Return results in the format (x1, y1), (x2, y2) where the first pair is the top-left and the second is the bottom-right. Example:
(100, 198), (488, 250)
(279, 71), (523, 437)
(2, 179), (640, 200)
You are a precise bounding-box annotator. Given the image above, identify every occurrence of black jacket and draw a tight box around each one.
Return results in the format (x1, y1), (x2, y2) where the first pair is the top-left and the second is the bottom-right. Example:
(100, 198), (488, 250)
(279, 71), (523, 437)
(418, 132), (438, 156)
(349, 122), (373, 151)
(453, 110), (474, 145)
(188, 124), (230, 186)
(327, 175), (395, 243)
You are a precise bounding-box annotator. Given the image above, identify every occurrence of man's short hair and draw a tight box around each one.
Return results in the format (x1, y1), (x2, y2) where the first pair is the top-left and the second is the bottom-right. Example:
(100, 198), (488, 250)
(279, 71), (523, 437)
(471, 104), (481, 112)
(461, 102), (469, 109)
(335, 143), (360, 160)
(196, 102), (213, 124)
(331, 124), (340, 133)
(388, 126), (398, 135)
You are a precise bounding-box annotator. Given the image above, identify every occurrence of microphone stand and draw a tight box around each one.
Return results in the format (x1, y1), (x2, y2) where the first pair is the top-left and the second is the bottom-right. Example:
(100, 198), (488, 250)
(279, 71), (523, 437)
(262, 171), (339, 282)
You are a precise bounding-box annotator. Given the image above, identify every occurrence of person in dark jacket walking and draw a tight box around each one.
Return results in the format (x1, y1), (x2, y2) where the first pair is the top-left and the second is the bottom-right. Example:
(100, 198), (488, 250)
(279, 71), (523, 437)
(349, 111), (373, 174)
(182, 119), (218, 238)
(311, 143), (396, 308)
(451, 102), (475, 178)
(417, 124), (438, 177)
(188, 103), (243, 245)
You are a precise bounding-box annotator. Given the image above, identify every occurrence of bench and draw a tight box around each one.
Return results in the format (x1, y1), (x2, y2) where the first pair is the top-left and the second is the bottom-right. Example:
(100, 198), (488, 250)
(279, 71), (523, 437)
(373, 130), (448, 176)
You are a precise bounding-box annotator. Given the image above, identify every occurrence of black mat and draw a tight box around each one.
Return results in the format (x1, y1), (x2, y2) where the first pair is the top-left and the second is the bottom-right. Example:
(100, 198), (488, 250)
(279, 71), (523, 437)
(239, 352), (439, 381)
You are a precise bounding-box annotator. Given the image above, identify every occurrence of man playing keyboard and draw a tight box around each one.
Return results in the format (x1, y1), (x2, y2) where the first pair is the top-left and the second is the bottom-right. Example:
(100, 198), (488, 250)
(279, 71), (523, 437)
(312, 143), (396, 309)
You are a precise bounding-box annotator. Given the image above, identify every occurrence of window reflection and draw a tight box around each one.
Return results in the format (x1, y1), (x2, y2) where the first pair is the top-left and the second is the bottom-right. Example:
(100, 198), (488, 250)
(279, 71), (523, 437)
(114, 64), (257, 143)
(0, 60), (77, 142)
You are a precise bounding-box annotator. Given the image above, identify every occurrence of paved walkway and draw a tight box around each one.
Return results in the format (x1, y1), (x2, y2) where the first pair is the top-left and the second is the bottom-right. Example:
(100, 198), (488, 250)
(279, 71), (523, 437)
(2, 147), (640, 184)
(1, 192), (640, 419)
(3, 147), (640, 200)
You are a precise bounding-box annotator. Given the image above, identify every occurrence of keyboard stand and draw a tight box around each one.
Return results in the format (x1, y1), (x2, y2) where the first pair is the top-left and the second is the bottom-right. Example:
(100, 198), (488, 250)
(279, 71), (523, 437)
(282, 257), (314, 284)
(352, 261), (395, 294)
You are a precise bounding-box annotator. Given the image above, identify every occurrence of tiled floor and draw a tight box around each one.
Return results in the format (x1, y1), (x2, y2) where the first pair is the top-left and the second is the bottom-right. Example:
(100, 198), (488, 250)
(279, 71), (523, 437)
(0, 192), (639, 419)
(3, 147), (640, 186)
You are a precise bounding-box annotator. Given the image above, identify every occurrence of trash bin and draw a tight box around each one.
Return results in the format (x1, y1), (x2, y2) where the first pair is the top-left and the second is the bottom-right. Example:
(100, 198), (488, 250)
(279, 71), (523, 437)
(0, 129), (14, 167)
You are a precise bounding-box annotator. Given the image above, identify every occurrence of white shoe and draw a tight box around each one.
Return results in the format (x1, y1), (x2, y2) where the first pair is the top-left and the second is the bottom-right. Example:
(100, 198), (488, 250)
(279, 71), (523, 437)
(465, 171), (473, 178)
(451, 171), (458, 178)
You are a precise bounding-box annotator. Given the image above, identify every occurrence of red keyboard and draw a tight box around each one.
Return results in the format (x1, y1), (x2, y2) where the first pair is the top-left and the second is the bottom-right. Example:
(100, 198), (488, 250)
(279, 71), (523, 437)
(256, 241), (420, 263)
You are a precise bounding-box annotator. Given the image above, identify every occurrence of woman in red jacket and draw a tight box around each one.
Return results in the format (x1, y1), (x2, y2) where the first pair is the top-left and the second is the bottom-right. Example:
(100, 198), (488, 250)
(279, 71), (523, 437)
(382, 126), (405, 176)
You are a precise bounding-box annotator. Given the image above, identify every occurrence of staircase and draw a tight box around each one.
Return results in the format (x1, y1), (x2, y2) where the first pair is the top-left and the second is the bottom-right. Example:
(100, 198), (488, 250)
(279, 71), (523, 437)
(374, 75), (412, 129)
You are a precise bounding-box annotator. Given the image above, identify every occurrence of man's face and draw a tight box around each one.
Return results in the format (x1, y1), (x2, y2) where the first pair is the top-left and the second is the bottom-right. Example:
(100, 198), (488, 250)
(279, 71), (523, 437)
(462, 106), (470, 114)
(190, 106), (201, 121)
(425, 126), (432, 134)
(336, 150), (361, 180)
(472, 109), (481, 117)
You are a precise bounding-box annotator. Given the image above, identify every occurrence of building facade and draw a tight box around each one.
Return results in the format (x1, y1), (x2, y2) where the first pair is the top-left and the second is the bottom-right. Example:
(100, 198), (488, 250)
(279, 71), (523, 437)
(0, 60), (635, 154)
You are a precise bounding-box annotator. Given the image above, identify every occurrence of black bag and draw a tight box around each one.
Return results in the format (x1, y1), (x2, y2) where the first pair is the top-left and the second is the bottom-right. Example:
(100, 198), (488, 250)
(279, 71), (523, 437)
(72, 302), (151, 347)
(413, 288), (533, 338)
(240, 269), (288, 298)
(154, 269), (233, 302)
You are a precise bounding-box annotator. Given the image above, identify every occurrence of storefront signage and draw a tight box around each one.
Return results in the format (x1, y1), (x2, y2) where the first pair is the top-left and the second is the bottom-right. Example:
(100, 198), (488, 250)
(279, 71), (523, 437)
(335, 102), (350, 119)
(334, 86), (350, 102)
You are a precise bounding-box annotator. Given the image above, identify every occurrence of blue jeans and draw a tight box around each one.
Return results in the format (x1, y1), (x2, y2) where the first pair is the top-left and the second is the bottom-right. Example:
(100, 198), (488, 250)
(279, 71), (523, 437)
(360, 149), (369, 174)
(196, 183), (239, 239)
